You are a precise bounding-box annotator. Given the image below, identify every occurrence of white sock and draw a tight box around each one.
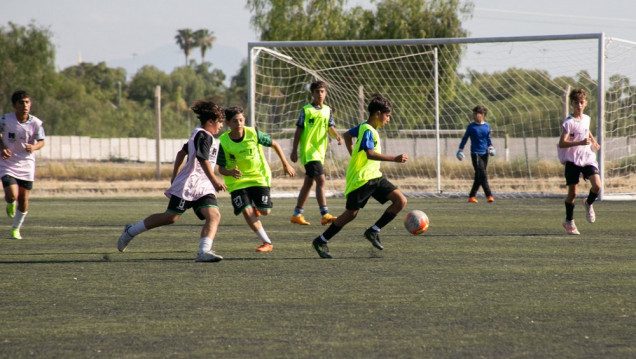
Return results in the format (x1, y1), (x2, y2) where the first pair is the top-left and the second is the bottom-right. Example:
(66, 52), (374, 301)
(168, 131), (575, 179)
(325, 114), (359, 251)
(12, 210), (27, 230)
(128, 220), (147, 237)
(371, 225), (380, 232)
(199, 237), (213, 253)
(255, 227), (271, 244)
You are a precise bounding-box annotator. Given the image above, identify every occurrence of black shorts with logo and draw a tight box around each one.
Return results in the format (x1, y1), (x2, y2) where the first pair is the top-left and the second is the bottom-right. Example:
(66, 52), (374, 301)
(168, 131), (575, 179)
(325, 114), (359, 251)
(345, 176), (397, 210)
(230, 186), (272, 216)
(167, 194), (218, 220)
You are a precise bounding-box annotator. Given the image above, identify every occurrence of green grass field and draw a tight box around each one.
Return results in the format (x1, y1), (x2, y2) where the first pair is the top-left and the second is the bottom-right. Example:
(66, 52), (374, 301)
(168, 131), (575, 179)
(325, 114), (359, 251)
(0, 197), (634, 358)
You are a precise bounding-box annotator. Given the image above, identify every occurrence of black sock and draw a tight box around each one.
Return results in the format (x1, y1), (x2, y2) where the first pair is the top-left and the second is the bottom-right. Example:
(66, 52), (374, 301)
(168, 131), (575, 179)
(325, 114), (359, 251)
(374, 210), (397, 230)
(587, 190), (599, 205)
(322, 223), (342, 241)
(565, 202), (575, 221)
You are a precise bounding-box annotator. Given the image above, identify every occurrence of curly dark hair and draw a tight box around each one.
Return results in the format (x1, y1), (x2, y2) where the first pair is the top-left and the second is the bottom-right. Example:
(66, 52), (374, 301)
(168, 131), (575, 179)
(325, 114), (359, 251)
(569, 88), (587, 103)
(191, 101), (224, 126)
(367, 93), (393, 115)
(224, 106), (244, 122)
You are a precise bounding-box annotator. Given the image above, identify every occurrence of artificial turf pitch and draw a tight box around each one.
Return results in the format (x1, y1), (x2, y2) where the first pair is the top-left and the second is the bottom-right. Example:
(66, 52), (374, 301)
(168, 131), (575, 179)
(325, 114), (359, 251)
(0, 197), (633, 358)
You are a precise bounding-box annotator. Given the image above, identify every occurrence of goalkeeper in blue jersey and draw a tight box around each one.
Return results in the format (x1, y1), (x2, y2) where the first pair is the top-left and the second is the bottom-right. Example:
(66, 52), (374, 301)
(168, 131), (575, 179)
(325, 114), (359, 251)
(457, 105), (495, 203)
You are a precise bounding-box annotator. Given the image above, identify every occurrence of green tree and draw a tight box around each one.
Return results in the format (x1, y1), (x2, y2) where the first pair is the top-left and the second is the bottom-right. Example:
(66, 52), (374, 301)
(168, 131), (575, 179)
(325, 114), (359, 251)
(194, 29), (216, 64)
(175, 28), (196, 66)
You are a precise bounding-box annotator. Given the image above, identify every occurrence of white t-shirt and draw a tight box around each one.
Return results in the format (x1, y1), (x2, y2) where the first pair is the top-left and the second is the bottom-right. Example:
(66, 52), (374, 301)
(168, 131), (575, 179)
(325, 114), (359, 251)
(165, 126), (219, 201)
(557, 114), (598, 168)
(0, 113), (46, 181)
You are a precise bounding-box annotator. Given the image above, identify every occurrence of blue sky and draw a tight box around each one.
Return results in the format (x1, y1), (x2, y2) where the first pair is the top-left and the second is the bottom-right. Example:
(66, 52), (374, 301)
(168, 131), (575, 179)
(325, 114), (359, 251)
(2, 0), (635, 84)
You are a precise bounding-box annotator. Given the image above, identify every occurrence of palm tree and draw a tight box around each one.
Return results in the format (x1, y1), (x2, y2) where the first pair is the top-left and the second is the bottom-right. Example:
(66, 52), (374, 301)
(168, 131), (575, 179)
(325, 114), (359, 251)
(194, 29), (216, 64)
(175, 29), (196, 65)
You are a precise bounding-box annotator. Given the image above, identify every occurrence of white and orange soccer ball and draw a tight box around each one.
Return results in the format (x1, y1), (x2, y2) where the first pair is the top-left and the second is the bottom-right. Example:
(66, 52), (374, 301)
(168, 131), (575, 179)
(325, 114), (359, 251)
(404, 210), (429, 235)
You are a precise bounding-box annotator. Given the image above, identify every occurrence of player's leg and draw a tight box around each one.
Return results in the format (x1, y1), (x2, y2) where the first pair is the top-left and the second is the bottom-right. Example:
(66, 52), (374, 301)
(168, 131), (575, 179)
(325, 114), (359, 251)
(583, 170), (601, 223)
(243, 187), (274, 252)
(195, 201), (223, 262)
(364, 178), (406, 250)
(562, 162), (580, 234)
(312, 208), (358, 259)
(291, 174), (313, 225)
(10, 185), (30, 239)
(480, 154), (493, 201)
(2, 175), (18, 218)
(468, 153), (480, 202)
(315, 173), (336, 225)
(118, 196), (184, 252)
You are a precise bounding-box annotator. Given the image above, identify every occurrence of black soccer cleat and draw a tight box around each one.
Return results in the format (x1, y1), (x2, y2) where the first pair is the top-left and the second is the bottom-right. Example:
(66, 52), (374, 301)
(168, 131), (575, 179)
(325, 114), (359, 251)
(364, 228), (383, 250)
(312, 237), (333, 259)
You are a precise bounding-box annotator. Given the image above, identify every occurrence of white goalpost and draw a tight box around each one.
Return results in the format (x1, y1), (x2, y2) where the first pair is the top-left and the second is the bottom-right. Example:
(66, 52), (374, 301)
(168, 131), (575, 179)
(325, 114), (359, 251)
(248, 34), (636, 199)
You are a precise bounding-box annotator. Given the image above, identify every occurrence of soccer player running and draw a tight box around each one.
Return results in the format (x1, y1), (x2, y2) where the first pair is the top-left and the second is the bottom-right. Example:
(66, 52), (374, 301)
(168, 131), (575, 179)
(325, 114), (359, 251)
(0, 90), (46, 240)
(290, 80), (343, 226)
(217, 106), (295, 252)
(312, 93), (408, 259)
(457, 105), (495, 203)
(557, 88), (601, 235)
(117, 101), (227, 262)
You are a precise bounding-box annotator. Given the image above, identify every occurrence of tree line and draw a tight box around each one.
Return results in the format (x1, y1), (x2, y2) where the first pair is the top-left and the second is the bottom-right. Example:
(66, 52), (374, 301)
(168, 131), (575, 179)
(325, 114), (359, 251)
(1, 0), (633, 139)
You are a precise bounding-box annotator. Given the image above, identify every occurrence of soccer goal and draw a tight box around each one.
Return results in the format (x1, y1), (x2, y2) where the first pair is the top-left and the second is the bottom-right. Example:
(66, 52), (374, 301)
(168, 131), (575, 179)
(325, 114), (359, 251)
(248, 34), (636, 199)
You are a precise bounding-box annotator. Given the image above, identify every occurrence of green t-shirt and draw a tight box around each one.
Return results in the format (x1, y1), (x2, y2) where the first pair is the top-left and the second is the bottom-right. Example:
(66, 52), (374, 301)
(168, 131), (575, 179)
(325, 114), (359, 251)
(299, 103), (332, 165)
(218, 127), (272, 192)
(344, 122), (382, 196)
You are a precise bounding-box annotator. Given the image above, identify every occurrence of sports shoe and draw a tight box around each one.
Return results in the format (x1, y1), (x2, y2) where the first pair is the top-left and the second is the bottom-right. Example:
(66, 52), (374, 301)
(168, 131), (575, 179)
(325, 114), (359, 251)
(320, 213), (337, 226)
(6, 203), (15, 218)
(364, 228), (383, 250)
(468, 197), (478, 203)
(562, 219), (580, 235)
(584, 200), (595, 223)
(10, 228), (21, 240)
(312, 237), (332, 259)
(117, 224), (134, 252)
(195, 250), (223, 262)
(290, 215), (310, 225)
(487, 196), (494, 202)
(256, 243), (273, 252)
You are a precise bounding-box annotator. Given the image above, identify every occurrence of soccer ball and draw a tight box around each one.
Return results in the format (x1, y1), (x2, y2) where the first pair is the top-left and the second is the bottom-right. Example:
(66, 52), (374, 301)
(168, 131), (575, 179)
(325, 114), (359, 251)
(404, 210), (429, 235)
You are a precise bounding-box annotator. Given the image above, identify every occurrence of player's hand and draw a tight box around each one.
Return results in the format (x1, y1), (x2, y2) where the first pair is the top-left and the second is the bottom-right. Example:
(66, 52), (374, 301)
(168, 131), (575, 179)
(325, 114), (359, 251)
(592, 142), (600, 151)
(24, 143), (33, 153)
(456, 150), (465, 161)
(394, 154), (408, 163)
(231, 166), (242, 179)
(336, 137), (343, 145)
(213, 181), (227, 192)
(488, 147), (496, 156)
(284, 163), (296, 177)
(581, 138), (591, 146)
(1, 148), (12, 159)
(290, 152), (298, 163)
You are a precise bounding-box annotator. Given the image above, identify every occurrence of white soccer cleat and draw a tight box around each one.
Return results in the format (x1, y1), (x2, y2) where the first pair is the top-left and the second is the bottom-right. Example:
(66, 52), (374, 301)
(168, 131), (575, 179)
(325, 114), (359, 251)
(584, 200), (596, 223)
(117, 224), (134, 252)
(562, 219), (580, 235)
(195, 250), (223, 262)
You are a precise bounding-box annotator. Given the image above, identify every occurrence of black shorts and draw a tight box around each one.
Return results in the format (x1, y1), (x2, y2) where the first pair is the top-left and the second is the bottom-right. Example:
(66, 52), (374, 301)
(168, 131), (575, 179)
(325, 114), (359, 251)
(304, 161), (325, 177)
(167, 194), (218, 220)
(346, 176), (397, 210)
(564, 161), (599, 185)
(1, 175), (33, 191)
(230, 186), (272, 216)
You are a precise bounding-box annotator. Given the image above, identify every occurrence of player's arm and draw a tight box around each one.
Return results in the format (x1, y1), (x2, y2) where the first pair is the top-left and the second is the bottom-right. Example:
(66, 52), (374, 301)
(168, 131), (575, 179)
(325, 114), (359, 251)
(171, 146), (187, 183)
(290, 127), (302, 163)
(216, 145), (241, 179)
(25, 139), (45, 153)
(365, 148), (407, 163)
(558, 130), (590, 148)
(589, 132), (600, 150)
(198, 158), (226, 192)
(328, 126), (343, 145)
(270, 139), (296, 177)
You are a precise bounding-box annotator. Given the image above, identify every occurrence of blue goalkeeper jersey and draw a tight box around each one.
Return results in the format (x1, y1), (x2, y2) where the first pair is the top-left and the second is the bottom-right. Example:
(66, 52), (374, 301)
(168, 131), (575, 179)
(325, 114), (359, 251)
(459, 122), (493, 155)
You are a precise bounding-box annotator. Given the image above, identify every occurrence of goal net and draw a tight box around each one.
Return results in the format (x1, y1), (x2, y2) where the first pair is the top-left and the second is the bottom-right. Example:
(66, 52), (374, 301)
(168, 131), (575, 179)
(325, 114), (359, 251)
(248, 34), (636, 199)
